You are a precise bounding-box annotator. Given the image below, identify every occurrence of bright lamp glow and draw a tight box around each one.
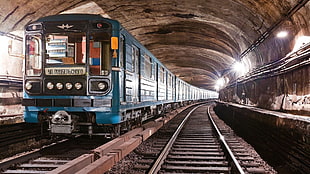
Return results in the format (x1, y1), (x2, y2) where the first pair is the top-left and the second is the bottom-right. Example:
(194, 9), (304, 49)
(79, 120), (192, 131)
(216, 78), (225, 87)
(277, 31), (288, 38)
(292, 36), (310, 52)
(232, 61), (249, 77)
(233, 62), (243, 72)
(214, 77), (226, 91)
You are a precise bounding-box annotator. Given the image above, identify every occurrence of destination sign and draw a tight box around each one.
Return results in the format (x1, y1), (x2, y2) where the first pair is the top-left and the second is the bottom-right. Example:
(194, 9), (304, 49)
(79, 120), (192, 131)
(45, 67), (86, 75)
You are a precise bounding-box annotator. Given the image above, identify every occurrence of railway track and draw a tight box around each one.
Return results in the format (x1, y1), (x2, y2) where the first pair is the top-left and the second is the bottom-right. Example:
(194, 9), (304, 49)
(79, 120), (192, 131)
(148, 104), (241, 173)
(109, 103), (275, 173)
(0, 136), (108, 174)
(0, 103), (275, 173)
(0, 123), (41, 147)
(0, 123), (48, 159)
(149, 104), (270, 173)
(0, 104), (190, 174)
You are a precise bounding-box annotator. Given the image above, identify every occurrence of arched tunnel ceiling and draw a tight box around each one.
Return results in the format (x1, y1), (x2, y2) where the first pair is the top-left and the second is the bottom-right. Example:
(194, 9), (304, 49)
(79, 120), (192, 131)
(0, 0), (308, 90)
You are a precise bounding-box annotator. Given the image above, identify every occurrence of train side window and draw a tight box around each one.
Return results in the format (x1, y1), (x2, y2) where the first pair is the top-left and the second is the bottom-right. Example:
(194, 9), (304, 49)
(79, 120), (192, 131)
(159, 66), (165, 83)
(132, 45), (139, 73)
(144, 55), (152, 79)
(125, 44), (133, 72)
(168, 73), (172, 87)
(119, 35), (124, 68)
(152, 62), (156, 80)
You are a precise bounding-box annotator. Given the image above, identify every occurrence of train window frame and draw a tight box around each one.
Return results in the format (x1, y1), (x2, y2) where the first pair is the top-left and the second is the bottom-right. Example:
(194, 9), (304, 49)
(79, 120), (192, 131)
(89, 31), (111, 76)
(25, 34), (42, 76)
(44, 33), (87, 66)
(159, 66), (165, 84)
(132, 45), (139, 73)
(125, 43), (133, 72)
(119, 35), (125, 68)
(144, 54), (153, 79)
(152, 61), (156, 80)
(167, 73), (172, 87)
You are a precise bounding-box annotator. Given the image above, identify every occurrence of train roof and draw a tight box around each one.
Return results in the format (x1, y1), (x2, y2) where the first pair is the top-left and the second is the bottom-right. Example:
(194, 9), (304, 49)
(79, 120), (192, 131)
(35, 14), (118, 24)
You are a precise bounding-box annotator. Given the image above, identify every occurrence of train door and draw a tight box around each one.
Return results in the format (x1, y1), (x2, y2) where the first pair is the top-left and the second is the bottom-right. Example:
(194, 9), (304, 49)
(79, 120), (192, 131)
(132, 45), (140, 103)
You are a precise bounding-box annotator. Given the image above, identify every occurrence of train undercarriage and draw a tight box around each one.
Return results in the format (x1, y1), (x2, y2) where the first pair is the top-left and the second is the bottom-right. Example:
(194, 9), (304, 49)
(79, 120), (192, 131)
(38, 101), (192, 138)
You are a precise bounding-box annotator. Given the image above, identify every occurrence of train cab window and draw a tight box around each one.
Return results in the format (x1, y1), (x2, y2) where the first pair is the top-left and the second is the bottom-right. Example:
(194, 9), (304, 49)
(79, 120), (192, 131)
(26, 34), (42, 76)
(89, 32), (111, 76)
(45, 33), (86, 65)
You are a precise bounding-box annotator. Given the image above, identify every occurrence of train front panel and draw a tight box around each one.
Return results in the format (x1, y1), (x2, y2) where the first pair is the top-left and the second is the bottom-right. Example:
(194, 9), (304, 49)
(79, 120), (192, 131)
(22, 14), (122, 135)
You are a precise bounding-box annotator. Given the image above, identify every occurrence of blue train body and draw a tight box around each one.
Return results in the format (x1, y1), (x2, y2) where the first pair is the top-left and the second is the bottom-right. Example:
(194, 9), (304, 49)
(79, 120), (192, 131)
(22, 14), (218, 136)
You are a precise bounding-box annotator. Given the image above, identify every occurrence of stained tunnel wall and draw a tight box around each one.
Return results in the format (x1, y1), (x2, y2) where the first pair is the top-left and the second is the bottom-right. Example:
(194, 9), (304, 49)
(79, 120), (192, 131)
(219, 56), (310, 116)
(214, 102), (310, 173)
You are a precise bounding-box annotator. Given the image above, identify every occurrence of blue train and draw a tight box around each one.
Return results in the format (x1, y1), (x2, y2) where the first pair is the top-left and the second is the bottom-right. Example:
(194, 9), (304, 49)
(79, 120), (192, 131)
(22, 14), (218, 137)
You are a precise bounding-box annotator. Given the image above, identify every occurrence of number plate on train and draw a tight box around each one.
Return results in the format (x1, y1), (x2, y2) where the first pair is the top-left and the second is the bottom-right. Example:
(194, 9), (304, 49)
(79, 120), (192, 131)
(45, 67), (86, 75)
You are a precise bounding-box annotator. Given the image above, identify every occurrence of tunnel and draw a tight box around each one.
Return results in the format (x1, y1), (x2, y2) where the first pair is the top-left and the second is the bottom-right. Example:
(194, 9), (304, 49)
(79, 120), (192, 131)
(0, 0), (309, 173)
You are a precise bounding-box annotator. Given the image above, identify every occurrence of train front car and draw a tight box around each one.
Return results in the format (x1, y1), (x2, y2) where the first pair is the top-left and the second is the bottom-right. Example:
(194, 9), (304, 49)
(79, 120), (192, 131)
(22, 14), (120, 136)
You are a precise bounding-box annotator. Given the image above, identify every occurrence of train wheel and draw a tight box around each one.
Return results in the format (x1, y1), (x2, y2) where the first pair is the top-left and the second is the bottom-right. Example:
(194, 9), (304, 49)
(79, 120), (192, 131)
(111, 124), (121, 138)
(121, 120), (132, 133)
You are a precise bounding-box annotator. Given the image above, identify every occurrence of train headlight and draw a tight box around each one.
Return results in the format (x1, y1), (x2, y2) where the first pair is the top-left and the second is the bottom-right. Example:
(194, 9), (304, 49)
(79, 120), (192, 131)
(56, 83), (63, 90)
(89, 79), (110, 93)
(98, 82), (107, 90)
(65, 83), (73, 90)
(25, 82), (32, 90)
(75, 82), (82, 90)
(47, 82), (54, 90)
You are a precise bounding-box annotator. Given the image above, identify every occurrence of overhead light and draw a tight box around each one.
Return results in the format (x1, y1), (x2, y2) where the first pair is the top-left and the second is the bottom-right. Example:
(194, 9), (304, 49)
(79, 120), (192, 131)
(232, 60), (249, 77)
(276, 31), (288, 38)
(214, 77), (226, 91)
(292, 36), (310, 52)
(214, 85), (220, 91)
(232, 61), (243, 72)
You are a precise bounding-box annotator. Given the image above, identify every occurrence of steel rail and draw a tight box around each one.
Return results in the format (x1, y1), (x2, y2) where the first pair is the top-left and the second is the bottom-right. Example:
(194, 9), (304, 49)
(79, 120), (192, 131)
(207, 105), (245, 174)
(0, 114), (23, 118)
(148, 105), (201, 174)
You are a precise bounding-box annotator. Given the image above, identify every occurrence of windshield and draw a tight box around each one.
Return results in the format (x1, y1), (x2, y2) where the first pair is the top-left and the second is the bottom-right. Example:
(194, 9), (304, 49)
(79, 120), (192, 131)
(26, 30), (112, 76)
(89, 32), (111, 76)
(45, 33), (86, 66)
(25, 34), (42, 76)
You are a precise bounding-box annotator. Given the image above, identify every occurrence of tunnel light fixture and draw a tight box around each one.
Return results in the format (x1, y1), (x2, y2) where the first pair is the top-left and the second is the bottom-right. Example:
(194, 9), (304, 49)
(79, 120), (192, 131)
(232, 61), (243, 72)
(292, 36), (310, 52)
(232, 61), (248, 77)
(276, 31), (288, 38)
(214, 77), (227, 91)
